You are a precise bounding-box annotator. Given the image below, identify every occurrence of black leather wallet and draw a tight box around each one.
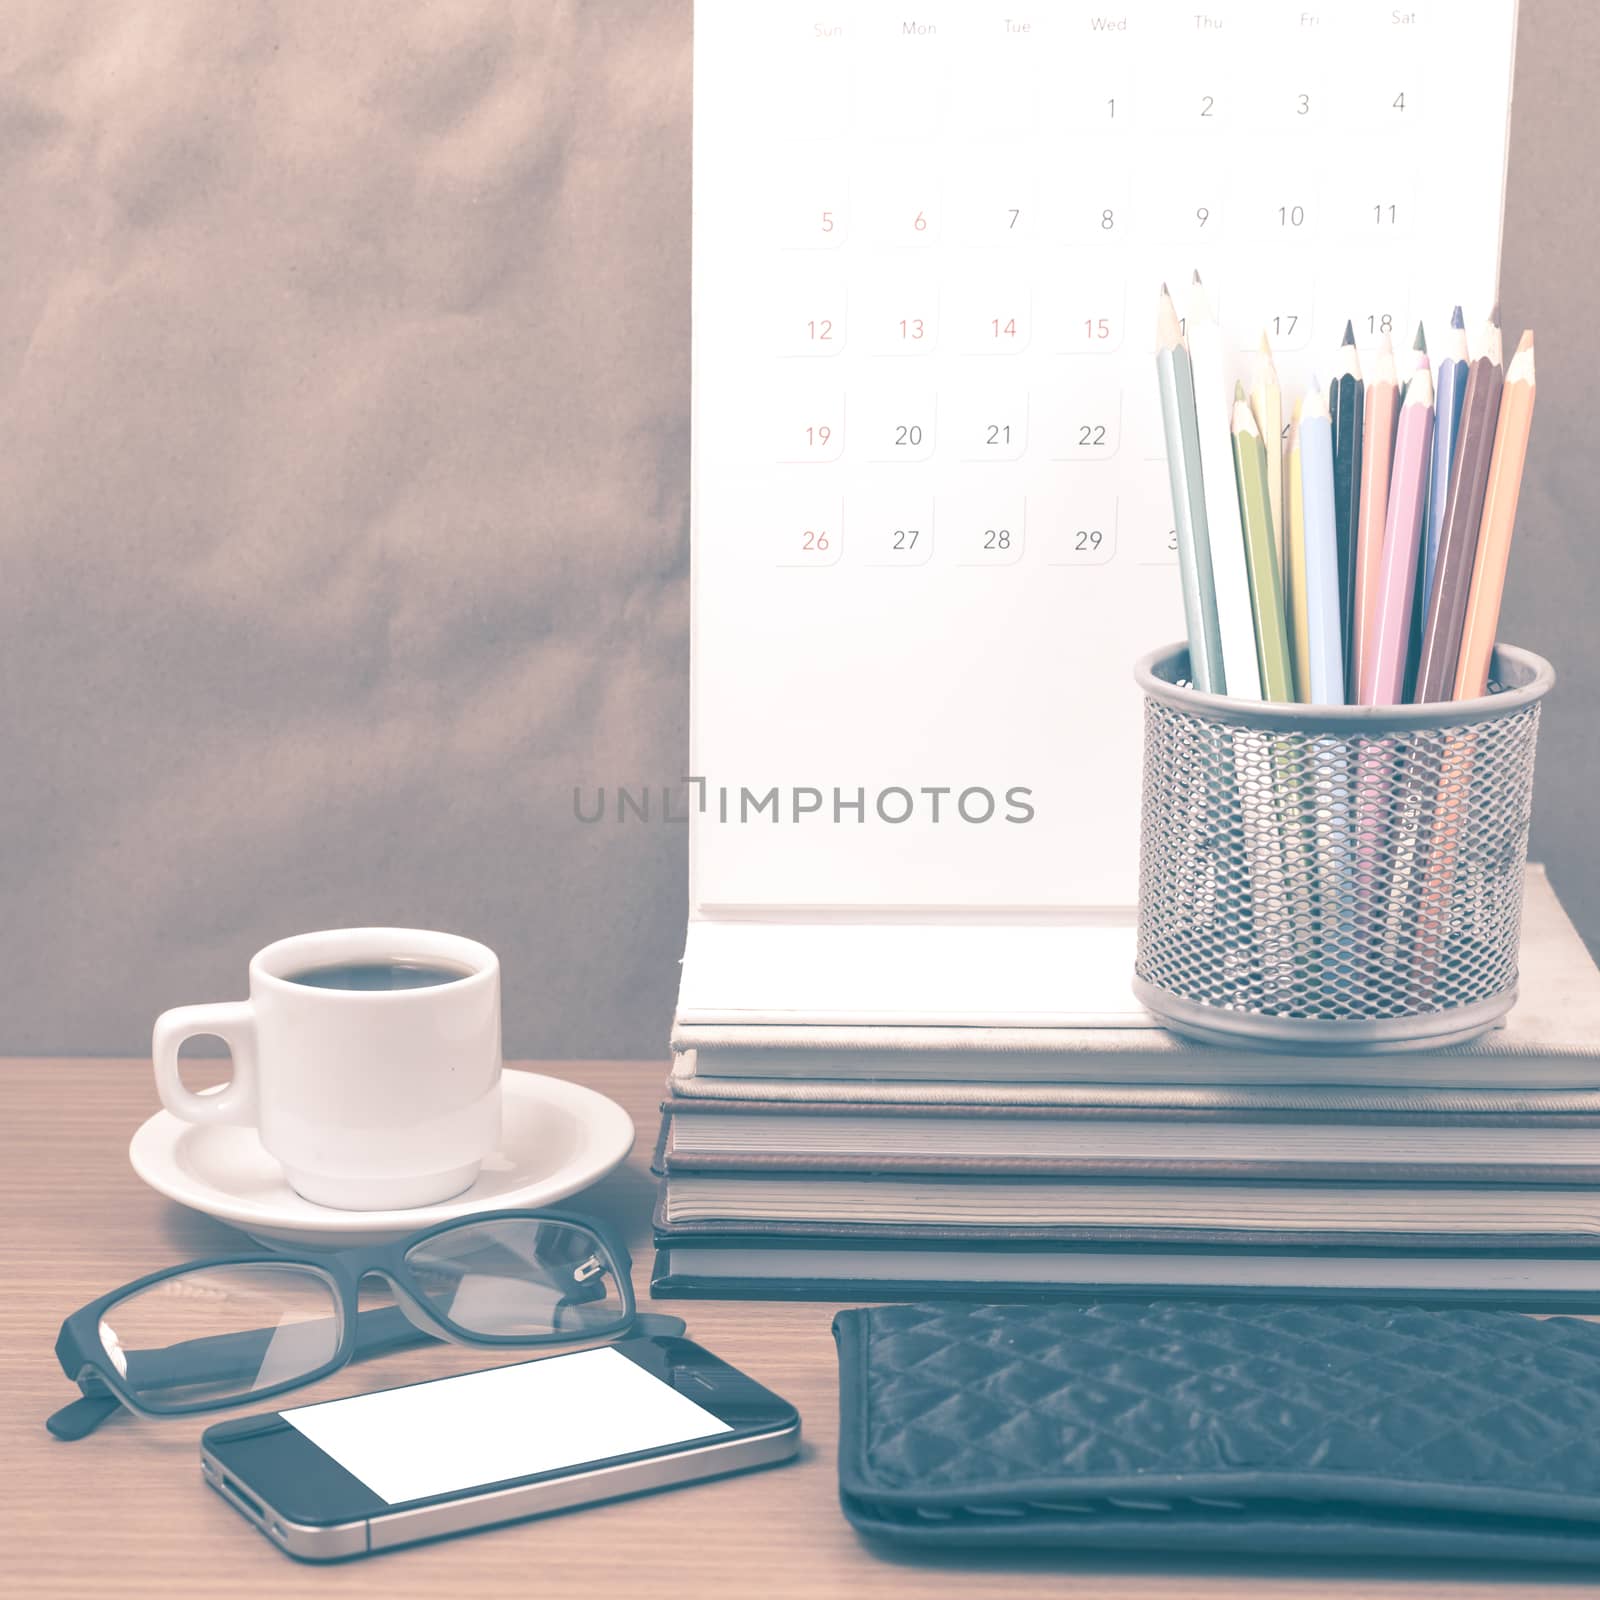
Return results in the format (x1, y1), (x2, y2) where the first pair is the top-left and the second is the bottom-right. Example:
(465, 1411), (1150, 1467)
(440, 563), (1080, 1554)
(834, 1299), (1600, 1565)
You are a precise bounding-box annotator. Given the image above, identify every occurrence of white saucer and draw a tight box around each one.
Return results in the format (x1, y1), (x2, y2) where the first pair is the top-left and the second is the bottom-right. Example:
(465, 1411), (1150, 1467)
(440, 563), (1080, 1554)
(128, 1071), (636, 1250)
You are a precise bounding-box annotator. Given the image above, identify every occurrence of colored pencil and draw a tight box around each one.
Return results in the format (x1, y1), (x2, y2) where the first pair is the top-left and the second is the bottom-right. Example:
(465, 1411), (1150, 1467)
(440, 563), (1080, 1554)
(1232, 386), (1294, 702)
(1297, 384), (1345, 707)
(1353, 335), (1416, 976)
(1414, 310), (1505, 702)
(1377, 327), (1432, 973)
(1352, 334), (1399, 693)
(1299, 380), (1357, 966)
(1276, 415), (1317, 981)
(1356, 334), (1395, 691)
(1453, 331), (1536, 699)
(1187, 272), (1262, 699)
(1329, 322), (1365, 697)
(1360, 362), (1435, 706)
(1155, 285), (1225, 694)
(1234, 379), (1299, 994)
(1423, 306), (1470, 629)
(1283, 407), (1310, 700)
(1249, 331), (1284, 569)
(1405, 316), (1449, 699)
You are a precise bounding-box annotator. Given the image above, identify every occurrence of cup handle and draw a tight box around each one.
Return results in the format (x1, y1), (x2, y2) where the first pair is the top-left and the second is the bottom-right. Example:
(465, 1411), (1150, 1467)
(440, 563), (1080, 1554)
(152, 1002), (259, 1126)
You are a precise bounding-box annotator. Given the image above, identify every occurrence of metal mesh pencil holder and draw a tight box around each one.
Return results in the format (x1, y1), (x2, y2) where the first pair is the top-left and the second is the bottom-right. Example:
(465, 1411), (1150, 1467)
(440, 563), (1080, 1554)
(1133, 642), (1555, 1053)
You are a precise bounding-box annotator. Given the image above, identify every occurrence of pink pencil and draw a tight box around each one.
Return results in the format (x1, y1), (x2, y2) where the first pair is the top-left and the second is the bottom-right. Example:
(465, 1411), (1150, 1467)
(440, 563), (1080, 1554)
(1360, 361), (1435, 705)
(1352, 333), (1398, 693)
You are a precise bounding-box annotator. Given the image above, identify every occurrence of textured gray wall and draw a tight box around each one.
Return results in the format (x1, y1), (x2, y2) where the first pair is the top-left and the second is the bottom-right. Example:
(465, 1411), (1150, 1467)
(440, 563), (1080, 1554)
(1, 2), (1594, 1058)
(1498, 0), (1600, 971)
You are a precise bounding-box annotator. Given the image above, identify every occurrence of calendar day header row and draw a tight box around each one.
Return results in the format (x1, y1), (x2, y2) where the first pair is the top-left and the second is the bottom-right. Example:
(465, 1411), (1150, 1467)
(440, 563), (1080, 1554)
(765, 1), (1441, 49)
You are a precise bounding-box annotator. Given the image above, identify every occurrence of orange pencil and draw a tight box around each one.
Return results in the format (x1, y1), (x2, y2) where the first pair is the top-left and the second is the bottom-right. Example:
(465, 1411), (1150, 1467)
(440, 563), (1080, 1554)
(1352, 333), (1397, 693)
(1453, 331), (1536, 699)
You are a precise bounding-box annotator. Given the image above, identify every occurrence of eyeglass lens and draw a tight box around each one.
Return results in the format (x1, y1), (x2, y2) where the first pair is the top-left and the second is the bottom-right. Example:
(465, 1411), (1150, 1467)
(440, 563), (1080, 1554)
(403, 1218), (627, 1338)
(98, 1262), (343, 1410)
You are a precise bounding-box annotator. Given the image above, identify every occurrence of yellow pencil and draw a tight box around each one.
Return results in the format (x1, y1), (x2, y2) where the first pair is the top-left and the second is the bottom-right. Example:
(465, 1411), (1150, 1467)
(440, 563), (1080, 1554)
(1284, 403), (1310, 701)
(1453, 331), (1536, 698)
(1232, 384), (1294, 702)
(1249, 331), (1284, 569)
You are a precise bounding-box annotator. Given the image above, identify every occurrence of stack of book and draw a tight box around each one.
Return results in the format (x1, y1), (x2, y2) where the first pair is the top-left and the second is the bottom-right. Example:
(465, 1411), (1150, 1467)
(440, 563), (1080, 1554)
(652, 868), (1600, 1304)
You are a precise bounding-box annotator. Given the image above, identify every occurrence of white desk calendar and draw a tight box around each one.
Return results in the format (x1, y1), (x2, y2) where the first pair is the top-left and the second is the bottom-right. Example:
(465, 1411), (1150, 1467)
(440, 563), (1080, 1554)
(683, 1), (1519, 1025)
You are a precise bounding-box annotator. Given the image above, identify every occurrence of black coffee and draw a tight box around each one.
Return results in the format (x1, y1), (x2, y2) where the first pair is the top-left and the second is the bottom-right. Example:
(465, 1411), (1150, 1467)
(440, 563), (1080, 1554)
(285, 959), (473, 992)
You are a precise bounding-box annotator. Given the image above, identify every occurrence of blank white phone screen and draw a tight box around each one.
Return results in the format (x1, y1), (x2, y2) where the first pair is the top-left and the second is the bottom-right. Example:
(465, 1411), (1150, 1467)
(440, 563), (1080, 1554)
(279, 1345), (734, 1506)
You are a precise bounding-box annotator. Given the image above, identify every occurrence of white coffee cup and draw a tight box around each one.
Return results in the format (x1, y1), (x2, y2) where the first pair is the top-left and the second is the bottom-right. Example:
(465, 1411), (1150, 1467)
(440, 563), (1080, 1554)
(152, 928), (502, 1210)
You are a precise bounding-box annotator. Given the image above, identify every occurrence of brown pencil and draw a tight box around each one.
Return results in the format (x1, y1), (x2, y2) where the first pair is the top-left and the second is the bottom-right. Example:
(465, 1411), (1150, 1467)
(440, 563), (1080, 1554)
(1453, 331), (1536, 699)
(1414, 310), (1504, 702)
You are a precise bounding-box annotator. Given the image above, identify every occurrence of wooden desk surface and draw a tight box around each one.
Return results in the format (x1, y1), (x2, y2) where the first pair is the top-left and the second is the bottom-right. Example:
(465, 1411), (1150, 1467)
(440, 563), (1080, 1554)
(2, 1059), (1588, 1598)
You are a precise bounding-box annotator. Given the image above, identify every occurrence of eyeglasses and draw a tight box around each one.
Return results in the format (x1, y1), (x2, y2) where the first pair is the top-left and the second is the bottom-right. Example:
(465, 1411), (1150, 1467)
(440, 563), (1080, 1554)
(48, 1209), (642, 1441)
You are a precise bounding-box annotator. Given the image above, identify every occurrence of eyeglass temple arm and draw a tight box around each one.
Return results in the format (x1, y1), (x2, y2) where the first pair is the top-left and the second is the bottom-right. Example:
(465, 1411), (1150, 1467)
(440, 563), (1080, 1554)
(45, 1393), (122, 1441)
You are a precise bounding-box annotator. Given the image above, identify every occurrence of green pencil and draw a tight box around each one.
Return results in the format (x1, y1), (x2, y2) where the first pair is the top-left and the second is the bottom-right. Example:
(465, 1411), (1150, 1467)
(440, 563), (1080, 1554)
(1232, 384), (1294, 702)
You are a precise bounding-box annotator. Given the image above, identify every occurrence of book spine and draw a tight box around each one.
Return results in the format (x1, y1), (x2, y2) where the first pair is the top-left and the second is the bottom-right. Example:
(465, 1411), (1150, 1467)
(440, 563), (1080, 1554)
(656, 1151), (1600, 1186)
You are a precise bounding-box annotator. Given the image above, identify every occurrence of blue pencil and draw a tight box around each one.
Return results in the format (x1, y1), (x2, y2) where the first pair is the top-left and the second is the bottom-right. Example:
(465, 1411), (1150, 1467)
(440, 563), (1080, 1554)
(1422, 306), (1470, 627)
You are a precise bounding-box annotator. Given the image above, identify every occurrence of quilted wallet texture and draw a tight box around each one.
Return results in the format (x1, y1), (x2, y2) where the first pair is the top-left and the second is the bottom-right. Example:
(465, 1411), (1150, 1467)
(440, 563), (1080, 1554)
(834, 1299), (1600, 1565)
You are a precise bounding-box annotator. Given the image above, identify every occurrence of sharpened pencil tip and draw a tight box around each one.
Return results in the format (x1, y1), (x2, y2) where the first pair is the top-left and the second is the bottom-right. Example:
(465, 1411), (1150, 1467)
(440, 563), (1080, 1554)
(1489, 300), (1501, 325)
(1451, 304), (1465, 329)
(1258, 329), (1271, 354)
(1413, 322), (1427, 352)
(1342, 319), (1355, 345)
(1192, 269), (1203, 285)
(1160, 280), (1169, 296)
(1233, 379), (1246, 401)
(1155, 289), (1183, 349)
(1506, 329), (1535, 384)
(1476, 316), (1504, 366)
(1403, 360), (1435, 406)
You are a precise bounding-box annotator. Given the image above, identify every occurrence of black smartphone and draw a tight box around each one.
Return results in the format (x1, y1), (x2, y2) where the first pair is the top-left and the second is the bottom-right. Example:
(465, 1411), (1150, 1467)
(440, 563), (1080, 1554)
(201, 1333), (800, 1561)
